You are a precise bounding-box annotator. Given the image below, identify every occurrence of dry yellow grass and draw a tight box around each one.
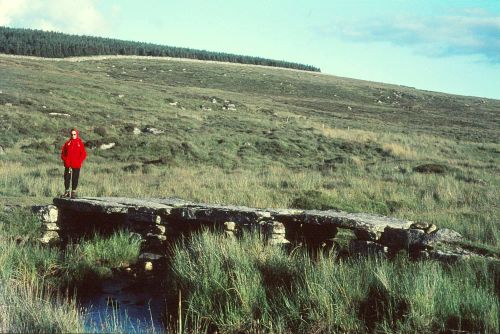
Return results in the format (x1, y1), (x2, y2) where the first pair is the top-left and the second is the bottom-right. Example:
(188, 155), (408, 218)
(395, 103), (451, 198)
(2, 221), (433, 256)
(318, 125), (377, 143)
(382, 143), (417, 159)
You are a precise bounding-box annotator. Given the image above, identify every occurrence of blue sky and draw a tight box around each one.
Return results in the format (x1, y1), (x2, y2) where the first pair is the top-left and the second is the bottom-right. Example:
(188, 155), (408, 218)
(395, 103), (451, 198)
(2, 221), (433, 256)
(1, 0), (499, 99)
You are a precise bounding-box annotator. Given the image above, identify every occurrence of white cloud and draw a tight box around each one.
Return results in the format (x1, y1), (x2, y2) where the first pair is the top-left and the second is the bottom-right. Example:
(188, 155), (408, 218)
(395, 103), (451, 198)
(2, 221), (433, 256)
(111, 4), (121, 17)
(318, 9), (500, 63)
(0, 0), (29, 26)
(37, 19), (59, 32)
(0, 0), (108, 36)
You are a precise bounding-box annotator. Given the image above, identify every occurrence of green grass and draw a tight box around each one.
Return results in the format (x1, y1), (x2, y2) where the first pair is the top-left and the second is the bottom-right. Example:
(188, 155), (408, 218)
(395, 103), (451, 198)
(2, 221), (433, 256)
(169, 231), (499, 333)
(0, 278), (84, 333)
(60, 230), (142, 287)
(0, 54), (499, 332)
(1, 55), (498, 249)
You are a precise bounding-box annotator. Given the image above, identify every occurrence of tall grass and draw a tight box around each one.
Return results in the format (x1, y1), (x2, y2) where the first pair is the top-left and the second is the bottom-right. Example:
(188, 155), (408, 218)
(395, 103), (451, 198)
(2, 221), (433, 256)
(0, 278), (84, 333)
(0, 231), (84, 333)
(169, 231), (499, 333)
(0, 208), (144, 332)
(60, 230), (142, 287)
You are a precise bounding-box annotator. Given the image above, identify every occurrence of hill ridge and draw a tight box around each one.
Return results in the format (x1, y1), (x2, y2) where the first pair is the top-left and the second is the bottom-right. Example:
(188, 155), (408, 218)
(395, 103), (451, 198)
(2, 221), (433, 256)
(0, 26), (321, 72)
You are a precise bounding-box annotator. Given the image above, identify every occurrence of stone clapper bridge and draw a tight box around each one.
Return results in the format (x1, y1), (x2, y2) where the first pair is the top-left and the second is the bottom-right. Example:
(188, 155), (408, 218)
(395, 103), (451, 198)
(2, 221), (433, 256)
(34, 197), (469, 270)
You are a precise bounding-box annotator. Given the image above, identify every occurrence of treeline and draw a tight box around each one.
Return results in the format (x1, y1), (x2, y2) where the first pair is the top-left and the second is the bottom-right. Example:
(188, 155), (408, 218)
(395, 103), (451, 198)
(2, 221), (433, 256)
(0, 26), (321, 72)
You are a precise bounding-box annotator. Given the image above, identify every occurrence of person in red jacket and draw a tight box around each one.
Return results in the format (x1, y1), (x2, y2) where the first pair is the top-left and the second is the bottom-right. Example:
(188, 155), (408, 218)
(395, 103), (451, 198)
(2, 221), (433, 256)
(61, 128), (87, 198)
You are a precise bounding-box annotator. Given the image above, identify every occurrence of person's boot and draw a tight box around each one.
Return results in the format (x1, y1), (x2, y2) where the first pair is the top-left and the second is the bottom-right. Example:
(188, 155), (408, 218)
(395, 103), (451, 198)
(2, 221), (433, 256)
(61, 190), (70, 198)
(71, 190), (77, 199)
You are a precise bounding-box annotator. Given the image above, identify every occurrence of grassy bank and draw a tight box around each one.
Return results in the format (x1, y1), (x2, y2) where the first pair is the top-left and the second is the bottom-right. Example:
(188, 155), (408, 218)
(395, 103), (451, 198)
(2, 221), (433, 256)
(169, 231), (499, 333)
(0, 208), (144, 333)
(0, 207), (498, 333)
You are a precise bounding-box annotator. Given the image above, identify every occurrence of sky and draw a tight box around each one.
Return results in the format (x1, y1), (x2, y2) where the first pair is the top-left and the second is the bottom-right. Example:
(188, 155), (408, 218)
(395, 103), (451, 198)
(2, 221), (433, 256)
(1, 0), (499, 99)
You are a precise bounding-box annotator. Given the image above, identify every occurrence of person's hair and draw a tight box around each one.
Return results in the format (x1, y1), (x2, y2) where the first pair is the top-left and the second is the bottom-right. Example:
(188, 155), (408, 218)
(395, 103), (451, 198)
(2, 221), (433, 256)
(70, 128), (77, 134)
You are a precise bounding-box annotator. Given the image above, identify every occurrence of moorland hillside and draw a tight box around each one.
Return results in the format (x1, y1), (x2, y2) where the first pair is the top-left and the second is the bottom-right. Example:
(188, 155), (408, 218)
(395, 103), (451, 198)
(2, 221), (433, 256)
(0, 54), (498, 248)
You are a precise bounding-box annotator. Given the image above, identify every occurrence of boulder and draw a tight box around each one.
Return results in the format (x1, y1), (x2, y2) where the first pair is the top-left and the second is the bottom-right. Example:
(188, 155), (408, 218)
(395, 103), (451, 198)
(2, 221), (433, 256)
(143, 127), (164, 135)
(420, 228), (463, 248)
(48, 112), (71, 117)
(99, 143), (115, 150)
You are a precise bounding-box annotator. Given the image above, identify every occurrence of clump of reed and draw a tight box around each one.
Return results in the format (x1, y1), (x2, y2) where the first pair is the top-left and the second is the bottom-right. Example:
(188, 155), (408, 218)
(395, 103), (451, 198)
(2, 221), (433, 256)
(168, 231), (499, 333)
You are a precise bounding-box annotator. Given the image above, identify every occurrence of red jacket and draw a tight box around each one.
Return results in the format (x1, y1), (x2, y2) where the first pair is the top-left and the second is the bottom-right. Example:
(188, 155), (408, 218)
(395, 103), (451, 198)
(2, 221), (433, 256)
(61, 129), (87, 168)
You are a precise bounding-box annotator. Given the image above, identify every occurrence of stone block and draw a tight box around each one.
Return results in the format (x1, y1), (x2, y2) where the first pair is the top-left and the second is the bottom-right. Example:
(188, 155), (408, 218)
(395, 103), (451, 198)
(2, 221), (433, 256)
(349, 240), (388, 256)
(304, 210), (413, 232)
(39, 231), (60, 244)
(224, 221), (236, 231)
(428, 249), (471, 263)
(260, 221), (286, 234)
(128, 212), (161, 224)
(53, 197), (129, 214)
(144, 261), (153, 271)
(410, 222), (437, 233)
(260, 221), (289, 245)
(260, 221), (282, 235)
(42, 223), (60, 231)
(174, 205), (271, 225)
(420, 229), (463, 248)
(270, 222), (286, 235)
(154, 225), (167, 234)
(268, 234), (290, 245)
(32, 205), (59, 223)
(146, 233), (167, 241)
(138, 253), (164, 261)
(379, 227), (425, 250)
(353, 229), (380, 241)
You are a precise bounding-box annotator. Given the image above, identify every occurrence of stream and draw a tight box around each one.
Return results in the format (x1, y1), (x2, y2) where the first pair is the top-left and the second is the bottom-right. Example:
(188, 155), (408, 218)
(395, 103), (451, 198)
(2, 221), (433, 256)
(77, 274), (167, 333)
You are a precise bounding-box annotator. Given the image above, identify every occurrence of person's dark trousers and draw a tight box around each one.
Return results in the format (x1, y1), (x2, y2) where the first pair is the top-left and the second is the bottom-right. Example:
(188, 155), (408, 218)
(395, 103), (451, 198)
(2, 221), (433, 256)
(64, 168), (80, 191)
